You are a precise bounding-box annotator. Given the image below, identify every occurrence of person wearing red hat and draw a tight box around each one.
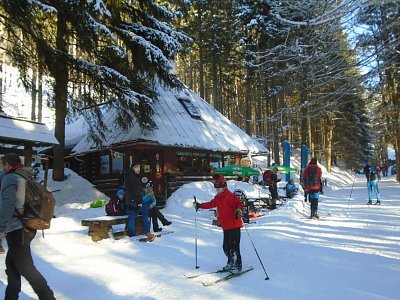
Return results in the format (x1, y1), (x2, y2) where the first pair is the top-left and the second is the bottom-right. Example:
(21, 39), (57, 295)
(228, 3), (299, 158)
(193, 176), (244, 274)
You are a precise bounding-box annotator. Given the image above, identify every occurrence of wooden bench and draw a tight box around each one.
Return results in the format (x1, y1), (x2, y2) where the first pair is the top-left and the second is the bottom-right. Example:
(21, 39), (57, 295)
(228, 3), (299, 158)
(81, 215), (143, 242)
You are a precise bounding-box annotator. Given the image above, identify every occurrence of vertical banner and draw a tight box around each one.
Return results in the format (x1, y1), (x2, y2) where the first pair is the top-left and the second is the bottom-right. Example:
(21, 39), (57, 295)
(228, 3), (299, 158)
(301, 144), (308, 171)
(284, 140), (291, 182)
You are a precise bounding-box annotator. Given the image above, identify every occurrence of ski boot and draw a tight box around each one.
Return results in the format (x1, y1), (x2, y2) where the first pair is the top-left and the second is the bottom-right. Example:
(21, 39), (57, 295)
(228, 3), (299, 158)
(230, 259), (242, 274)
(374, 200), (381, 205)
(367, 200), (372, 205)
(221, 261), (233, 272)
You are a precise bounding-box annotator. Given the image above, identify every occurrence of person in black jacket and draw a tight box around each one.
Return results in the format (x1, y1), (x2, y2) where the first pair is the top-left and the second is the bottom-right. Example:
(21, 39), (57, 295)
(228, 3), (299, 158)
(269, 167), (280, 208)
(124, 162), (151, 237)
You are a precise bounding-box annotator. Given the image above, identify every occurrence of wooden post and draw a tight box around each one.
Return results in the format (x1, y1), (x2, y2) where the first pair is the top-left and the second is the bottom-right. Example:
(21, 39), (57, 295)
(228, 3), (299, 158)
(24, 144), (33, 167)
(42, 157), (49, 188)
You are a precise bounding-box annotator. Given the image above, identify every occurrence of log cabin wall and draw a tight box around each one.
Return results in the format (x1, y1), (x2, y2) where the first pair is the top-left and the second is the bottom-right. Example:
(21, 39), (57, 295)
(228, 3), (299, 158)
(71, 145), (244, 205)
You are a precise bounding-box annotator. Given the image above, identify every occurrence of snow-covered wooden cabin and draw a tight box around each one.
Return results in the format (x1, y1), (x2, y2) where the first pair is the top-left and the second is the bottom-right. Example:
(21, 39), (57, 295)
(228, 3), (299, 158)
(66, 86), (266, 202)
(0, 114), (58, 165)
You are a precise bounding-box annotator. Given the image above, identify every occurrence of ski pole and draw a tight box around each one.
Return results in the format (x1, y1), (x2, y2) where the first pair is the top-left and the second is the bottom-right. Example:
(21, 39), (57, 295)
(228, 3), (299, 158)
(347, 175), (356, 206)
(193, 195), (199, 269)
(244, 225), (270, 280)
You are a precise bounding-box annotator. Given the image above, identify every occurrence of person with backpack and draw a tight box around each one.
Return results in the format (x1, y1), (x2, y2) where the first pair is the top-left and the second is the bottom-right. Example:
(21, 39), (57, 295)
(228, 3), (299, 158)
(303, 158), (322, 219)
(143, 181), (171, 232)
(105, 187), (126, 216)
(363, 162), (381, 205)
(0, 153), (55, 300)
(124, 162), (152, 238)
(0, 168), (4, 254)
(193, 176), (244, 274)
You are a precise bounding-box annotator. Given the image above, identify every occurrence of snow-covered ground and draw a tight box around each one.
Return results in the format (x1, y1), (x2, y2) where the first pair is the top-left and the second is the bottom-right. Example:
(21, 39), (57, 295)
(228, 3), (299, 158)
(0, 166), (399, 300)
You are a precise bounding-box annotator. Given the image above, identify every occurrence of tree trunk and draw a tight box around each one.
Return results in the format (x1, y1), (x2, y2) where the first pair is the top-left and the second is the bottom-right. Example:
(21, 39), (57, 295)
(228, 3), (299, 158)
(197, 5), (205, 100)
(271, 93), (280, 165)
(245, 67), (252, 135)
(211, 55), (219, 111)
(38, 60), (43, 122)
(325, 116), (334, 173)
(31, 68), (37, 121)
(189, 51), (193, 90)
(52, 13), (69, 181)
(300, 72), (308, 147)
(0, 55), (3, 111)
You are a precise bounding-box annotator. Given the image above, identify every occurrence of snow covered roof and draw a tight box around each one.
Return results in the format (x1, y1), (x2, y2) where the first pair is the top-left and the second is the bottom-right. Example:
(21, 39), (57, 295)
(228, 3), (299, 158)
(0, 114), (59, 146)
(70, 85), (267, 154)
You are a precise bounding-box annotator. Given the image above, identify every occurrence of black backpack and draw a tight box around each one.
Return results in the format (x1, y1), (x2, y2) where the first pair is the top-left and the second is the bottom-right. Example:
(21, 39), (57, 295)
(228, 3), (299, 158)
(14, 168), (56, 231)
(306, 167), (319, 188)
(105, 196), (126, 216)
(369, 168), (377, 181)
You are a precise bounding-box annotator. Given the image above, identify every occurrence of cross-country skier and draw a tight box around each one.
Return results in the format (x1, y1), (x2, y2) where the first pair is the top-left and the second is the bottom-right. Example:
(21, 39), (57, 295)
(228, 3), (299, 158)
(363, 161), (381, 205)
(303, 158), (322, 219)
(193, 175), (244, 274)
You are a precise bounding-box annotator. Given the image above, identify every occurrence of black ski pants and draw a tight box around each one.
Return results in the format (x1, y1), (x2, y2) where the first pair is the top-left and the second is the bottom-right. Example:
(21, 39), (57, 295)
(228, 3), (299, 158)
(223, 228), (241, 266)
(5, 229), (55, 300)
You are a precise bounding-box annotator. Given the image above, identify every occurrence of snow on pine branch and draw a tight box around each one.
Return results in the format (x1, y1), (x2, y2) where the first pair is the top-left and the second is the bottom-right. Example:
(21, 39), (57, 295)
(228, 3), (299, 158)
(27, 0), (57, 13)
(121, 23), (184, 57)
(116, 27), (172, 68)
(147, 15), (192, 45)
(68, 57), (155, 106)
(269, 0), (387, 27)
(87, 0), (111, 17)
(85, 13), (116, 42)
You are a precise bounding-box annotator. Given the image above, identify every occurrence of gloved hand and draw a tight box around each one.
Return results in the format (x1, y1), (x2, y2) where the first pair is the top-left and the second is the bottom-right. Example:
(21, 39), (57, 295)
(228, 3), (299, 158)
(277, 178), (281, 182)
(235, 208), (243, 217)
(193, 202), (200, 211)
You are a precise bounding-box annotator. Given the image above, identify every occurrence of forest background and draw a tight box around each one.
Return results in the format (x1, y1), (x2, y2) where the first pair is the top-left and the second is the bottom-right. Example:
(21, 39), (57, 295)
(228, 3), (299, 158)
(0, 0), (398, 181)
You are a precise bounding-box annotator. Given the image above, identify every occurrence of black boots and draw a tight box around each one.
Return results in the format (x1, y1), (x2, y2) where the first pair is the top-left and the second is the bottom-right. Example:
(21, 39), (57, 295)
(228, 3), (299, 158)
(310, 210), (319, 219)
(151, 207), (172, 232)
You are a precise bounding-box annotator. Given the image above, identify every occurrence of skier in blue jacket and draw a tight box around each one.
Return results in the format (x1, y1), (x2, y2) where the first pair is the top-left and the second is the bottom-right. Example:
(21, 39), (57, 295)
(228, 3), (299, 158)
(364, 163), (381, 205)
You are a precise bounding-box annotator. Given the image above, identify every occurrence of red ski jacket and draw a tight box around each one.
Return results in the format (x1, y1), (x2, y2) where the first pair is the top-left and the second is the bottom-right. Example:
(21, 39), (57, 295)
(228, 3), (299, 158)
(199, 188), (244, 230)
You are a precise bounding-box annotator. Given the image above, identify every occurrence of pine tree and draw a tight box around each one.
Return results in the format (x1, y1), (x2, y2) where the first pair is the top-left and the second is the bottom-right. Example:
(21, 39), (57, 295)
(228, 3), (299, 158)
(0, 0), (190, 180)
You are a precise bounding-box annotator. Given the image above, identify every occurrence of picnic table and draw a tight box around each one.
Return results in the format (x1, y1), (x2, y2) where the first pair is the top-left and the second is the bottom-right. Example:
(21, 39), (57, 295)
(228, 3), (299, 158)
(81, 215), (143, 242)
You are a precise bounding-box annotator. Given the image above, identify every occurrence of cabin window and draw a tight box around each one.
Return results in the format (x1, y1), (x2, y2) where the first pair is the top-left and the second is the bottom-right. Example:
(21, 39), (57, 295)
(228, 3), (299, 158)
(100, 154), (110, 175)
(210, 153), (223, 170)
(224, 155), (235, 166)
(176, 95), (202, 119)
(111, 154), (123, 174)
(193, 152), (208, 172)
(177, 152), (193, 172)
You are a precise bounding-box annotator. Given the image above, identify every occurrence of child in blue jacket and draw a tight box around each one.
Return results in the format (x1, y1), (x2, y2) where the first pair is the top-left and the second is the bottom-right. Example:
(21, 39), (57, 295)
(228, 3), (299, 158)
(143, 181), (172, 232)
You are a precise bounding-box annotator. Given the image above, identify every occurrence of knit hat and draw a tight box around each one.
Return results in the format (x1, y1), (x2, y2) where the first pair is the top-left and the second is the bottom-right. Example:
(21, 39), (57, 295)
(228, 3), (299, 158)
(145, 181), (153, 189)
(309, 158), (317, 165)
(1, 153), (21, 167)
(214, 176), (227, 188)
(116, 189), (125, 197)
(212, 174), (224, 181)
(131, 162), (140, 168)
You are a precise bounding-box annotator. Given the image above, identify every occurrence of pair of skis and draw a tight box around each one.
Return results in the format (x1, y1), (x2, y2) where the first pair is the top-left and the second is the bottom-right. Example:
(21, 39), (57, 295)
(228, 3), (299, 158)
(185, 266), (254, 286)
(131, 230), (174, 242)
